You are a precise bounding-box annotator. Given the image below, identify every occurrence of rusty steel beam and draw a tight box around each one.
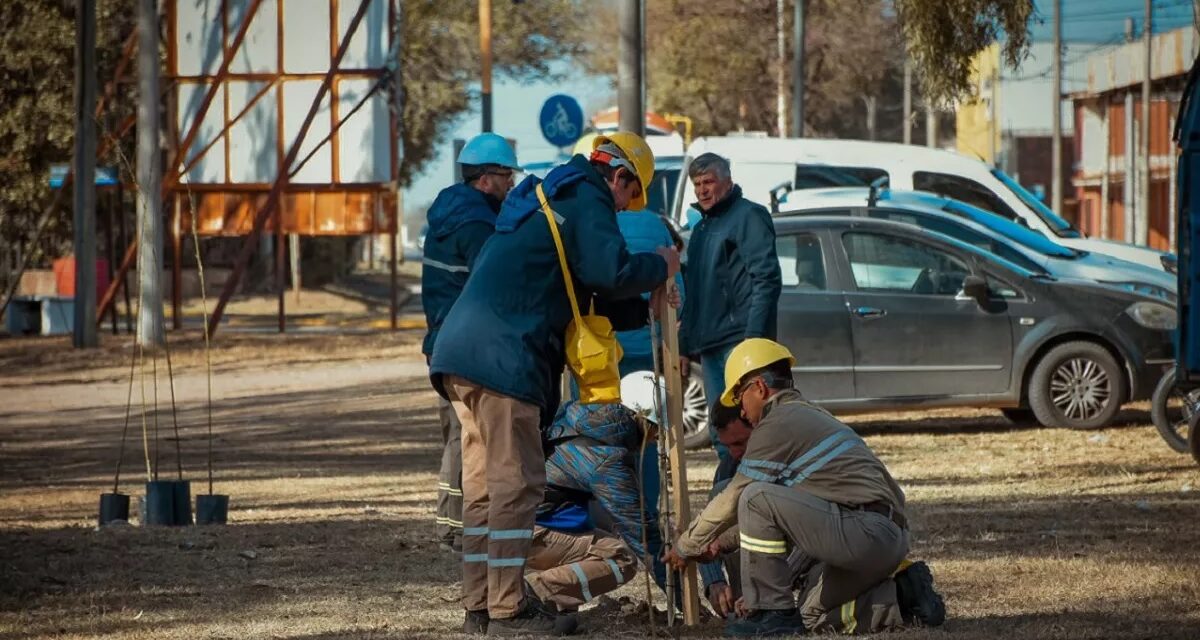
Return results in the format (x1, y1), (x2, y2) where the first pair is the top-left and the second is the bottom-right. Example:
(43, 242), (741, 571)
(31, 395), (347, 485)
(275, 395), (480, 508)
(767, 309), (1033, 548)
(165, 0), (263, 192)
(207, 0), (374, 336)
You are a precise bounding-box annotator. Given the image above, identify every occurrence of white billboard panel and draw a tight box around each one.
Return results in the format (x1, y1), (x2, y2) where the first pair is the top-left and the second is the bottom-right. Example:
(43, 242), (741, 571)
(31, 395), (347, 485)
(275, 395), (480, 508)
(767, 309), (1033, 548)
(338, 78), (390, 183)
(229, 81), (279, 183)
(177, 82), (226, 183)
(229, 0), (279, 74)
(283, 80), (333, 183)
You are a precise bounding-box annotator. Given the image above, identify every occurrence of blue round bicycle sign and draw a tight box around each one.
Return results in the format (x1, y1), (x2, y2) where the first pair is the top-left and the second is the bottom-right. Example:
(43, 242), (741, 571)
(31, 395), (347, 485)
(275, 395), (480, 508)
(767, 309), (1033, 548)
(539, 94), (584, 148)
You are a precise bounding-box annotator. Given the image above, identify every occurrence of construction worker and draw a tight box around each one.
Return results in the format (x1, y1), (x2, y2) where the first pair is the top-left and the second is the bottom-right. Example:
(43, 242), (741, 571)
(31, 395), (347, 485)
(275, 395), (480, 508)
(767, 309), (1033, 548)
(421, 133), (519, 554)
(700, 402), (945, 633)
(664, 338), (944, 637)
(430, 132), (680, 635)
(678, 153), (782, 480)
(521, 371), (719, 631)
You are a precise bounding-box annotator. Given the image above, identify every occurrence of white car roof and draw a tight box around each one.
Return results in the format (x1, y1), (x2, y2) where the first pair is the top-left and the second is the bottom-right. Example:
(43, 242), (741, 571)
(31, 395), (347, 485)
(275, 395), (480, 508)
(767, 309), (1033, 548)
(686, 136), (992, 175)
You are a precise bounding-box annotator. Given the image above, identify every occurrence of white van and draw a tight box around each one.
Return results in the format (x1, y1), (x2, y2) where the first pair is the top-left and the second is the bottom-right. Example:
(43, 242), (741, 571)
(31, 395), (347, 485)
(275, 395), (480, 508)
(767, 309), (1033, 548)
(670, 136), (1175, 272)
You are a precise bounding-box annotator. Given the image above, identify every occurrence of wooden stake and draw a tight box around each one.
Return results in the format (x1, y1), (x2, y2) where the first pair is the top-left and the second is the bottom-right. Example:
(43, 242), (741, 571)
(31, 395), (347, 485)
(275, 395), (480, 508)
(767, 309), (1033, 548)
(658, 293), (700, 625)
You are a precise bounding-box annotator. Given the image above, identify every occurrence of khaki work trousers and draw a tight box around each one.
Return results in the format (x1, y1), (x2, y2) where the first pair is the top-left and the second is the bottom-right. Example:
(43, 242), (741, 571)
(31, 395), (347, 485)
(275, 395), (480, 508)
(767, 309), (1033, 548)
(435, 396), (463, 545)
(526, 526), (637, 610)
(445, 376), (547, 619)
(737, 482), (908, 631)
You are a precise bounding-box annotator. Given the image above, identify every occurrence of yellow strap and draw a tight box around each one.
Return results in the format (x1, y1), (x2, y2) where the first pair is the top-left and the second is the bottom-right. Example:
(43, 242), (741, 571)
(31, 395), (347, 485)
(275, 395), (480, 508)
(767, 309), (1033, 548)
(536, 183), (585, 327)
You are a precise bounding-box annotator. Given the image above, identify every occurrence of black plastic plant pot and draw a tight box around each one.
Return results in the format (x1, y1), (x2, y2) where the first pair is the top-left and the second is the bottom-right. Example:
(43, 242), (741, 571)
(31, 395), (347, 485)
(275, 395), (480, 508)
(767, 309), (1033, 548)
(195, 494), (229, 525)
(173, 481), (193, 525)
(98, 493), (130, 526)
(144, 481), (180, 526)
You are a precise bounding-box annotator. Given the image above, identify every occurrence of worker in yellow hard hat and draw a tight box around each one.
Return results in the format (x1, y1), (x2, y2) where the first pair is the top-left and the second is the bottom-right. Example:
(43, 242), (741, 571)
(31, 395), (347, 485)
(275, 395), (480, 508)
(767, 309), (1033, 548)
(429, 130), (680, 635)
(663, 337), (945, 637)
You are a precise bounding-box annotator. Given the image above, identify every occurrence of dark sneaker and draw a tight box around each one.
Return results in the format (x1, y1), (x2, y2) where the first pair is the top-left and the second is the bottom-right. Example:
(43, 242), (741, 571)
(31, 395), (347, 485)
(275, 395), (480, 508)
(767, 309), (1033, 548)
(487, 597), (576, 637)
(723, 609), (806, 637)
(464, 609), (489, 634)
(895, 561), (946, 627)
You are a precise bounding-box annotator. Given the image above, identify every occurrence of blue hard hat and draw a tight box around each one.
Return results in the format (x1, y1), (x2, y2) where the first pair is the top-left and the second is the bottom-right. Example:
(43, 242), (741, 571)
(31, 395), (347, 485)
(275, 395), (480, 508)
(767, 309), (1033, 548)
(457, 133), (519, 170)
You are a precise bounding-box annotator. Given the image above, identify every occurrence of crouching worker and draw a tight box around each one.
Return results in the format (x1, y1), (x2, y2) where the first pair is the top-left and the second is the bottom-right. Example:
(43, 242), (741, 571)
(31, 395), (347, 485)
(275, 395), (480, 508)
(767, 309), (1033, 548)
(520, 372), (679, 631)
(665, 339), (944, 637)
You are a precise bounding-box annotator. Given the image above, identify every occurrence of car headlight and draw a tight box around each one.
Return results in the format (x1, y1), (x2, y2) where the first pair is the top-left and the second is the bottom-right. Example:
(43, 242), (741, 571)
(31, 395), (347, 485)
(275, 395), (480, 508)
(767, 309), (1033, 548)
(1162, 254), (1178, 274)
(1125, 301), (1177, 330)
(1103, 281), (1175, 302)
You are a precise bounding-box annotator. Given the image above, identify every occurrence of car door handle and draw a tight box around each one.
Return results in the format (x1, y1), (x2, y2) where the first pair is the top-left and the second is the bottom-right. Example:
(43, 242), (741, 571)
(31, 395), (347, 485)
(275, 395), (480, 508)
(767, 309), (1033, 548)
(853, 306), (887, 319)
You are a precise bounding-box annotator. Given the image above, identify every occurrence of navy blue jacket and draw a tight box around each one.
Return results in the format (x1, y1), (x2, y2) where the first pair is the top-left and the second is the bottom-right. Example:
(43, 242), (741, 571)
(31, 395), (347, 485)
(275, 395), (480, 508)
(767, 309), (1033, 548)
(430, 155), (668, 416)
(421, 183), (500, 356)
(679, 186), (782, 356)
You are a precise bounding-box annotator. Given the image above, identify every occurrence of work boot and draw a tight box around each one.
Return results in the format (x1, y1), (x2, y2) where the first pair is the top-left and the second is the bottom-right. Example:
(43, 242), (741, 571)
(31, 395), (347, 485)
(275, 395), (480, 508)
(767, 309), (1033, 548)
(895, 561), (946, 627)
(723, 609), (806, 637)
(439, 533), (463, 554)
(464, 609), (489, 634)
(486, 595), (576, 637)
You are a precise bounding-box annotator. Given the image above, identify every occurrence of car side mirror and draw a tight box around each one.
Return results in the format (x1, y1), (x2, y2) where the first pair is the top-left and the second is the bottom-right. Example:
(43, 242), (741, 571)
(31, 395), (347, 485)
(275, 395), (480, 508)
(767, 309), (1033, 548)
(958, 275), (989, 304)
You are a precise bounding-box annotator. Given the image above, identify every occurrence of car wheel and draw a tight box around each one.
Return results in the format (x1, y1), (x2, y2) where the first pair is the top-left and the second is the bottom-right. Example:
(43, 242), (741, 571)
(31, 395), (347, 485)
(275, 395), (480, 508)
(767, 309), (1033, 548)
(1189, 410), (1200, 466)
(683, 364), (712, 450)
(1028, 341), (1124, 430)
(1000, 408), (1037, 425)
(1150, 366), (1199, 454)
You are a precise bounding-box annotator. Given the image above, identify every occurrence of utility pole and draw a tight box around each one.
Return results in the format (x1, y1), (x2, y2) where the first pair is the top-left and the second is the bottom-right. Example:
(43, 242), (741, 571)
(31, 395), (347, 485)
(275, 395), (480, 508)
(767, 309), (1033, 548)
(73, 0), (98, 348)
(618, 0), (644, 135)
(902, 59), (912, 144)
(776, 0), (786, 137)
(1051, 0), (1063, 216)
(136, 0), (163, 347)
(1138, 0), (1152, 246)
(479, 0), (493, 133)
(791, 0), (806, 137)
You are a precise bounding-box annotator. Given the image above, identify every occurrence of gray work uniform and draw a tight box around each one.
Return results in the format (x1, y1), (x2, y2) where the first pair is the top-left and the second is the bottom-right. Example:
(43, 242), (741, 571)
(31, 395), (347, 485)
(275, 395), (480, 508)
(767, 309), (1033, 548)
(676, 389), (909, 629)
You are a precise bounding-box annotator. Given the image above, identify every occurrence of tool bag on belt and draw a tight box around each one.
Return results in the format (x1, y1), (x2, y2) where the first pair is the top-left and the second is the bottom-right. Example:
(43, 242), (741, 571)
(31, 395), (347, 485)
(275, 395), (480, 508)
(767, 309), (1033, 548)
(536, 182), (623, 404)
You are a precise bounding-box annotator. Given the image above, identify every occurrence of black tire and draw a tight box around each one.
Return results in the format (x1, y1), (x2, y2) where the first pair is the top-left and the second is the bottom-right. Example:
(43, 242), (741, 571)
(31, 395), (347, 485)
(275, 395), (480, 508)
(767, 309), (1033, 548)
(1027, 341), (1124, 430)
(1000, 408), (1038, 425)
(1150, 366), (1195, 454)
(683, 363), (712, 450)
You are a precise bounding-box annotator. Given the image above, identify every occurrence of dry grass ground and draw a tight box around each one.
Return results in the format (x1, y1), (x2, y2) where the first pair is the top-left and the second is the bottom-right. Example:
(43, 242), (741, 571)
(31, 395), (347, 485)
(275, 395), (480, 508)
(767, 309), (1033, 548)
(1, 333), (1199, 639)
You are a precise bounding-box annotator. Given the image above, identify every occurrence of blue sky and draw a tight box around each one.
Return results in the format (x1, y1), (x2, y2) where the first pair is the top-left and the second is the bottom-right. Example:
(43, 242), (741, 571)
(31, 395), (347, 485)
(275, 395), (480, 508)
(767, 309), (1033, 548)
(1029, 0), (1194, 42)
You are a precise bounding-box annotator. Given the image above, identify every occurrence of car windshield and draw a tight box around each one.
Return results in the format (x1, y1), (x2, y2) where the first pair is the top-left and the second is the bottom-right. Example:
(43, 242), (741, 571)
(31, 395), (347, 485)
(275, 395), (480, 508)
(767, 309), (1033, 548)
(990, 168), (1082, 238)
(942, 201), (1081, 259)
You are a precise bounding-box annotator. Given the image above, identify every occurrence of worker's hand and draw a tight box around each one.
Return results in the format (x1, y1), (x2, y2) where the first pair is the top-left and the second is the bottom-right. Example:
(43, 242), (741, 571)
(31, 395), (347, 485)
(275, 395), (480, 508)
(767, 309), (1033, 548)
(706, 582), (735, 618)
(656, 245), (681, 278)
(680, 356), (690, 376)
(696, 539), (724, 562)
(663, 548), (688, 571)
(650, 284), (682, 317)
(734, 596), (748, 618)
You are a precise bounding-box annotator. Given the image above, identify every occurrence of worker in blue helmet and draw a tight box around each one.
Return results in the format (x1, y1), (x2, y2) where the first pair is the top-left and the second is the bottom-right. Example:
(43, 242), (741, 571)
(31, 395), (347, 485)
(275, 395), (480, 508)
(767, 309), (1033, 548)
(422, 132), (519, 555)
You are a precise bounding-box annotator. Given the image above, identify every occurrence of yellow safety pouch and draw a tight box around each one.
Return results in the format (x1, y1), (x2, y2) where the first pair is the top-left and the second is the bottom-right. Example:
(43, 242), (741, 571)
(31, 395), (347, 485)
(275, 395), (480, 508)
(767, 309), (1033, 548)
(536, 183), (623, 403)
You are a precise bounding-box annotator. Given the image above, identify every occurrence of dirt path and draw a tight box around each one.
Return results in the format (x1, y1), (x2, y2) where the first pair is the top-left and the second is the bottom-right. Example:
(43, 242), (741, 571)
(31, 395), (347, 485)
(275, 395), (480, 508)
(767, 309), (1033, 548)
(2, 334), (1199, 639)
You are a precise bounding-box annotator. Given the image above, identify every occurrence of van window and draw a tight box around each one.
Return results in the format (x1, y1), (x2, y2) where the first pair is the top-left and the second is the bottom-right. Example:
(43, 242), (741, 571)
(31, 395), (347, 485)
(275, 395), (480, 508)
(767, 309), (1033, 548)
(912, 171), (1021, 221)
(794, 165), (888, 189)
(644, 168), (680, 218)
(777, 234), (827, 290)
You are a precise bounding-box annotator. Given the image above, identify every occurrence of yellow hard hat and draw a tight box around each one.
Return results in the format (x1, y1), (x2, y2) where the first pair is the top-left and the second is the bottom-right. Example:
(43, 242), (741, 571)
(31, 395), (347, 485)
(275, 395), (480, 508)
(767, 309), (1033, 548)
(572, 132), (599, 157)
(720, 338), (796, 407)
(593, 131), (655, 210)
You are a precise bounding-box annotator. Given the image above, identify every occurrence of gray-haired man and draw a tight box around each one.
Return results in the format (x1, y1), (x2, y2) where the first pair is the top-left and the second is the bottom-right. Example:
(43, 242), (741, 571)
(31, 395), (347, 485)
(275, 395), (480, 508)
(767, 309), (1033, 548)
(679, 153), (782, 480)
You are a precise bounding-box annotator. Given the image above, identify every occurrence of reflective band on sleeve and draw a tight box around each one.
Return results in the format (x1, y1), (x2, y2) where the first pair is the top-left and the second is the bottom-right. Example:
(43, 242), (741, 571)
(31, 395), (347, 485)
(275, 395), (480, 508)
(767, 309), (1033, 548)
(422, 257), (469, 273)
(782, 432), (854, 475)
(741, 458), (787, 470)
(737, 464), (779, 482)
(570, 563), (593, 601)
(488, 557), (527, 568)
(606, 559), (624, 585)
(463, 526), (489, 536)
(464, 553), (488, 563)
(489, 529), (534, 540)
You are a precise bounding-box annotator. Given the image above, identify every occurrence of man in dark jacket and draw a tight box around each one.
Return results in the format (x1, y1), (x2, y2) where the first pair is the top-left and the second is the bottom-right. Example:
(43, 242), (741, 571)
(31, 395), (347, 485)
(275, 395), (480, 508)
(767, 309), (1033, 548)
(679, 153), (782, 478)
(430, 132), (680, 635)
(421, 133), (519, 554)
